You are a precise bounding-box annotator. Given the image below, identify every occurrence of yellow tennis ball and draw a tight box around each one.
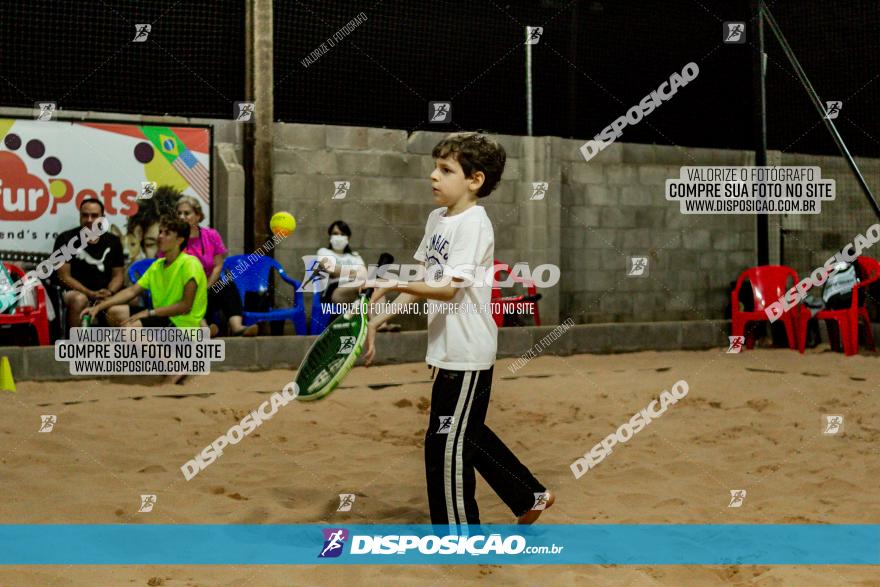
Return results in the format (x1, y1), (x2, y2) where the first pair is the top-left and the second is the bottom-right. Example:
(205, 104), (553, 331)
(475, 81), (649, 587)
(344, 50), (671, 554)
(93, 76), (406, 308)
(270, 212), (296, 237)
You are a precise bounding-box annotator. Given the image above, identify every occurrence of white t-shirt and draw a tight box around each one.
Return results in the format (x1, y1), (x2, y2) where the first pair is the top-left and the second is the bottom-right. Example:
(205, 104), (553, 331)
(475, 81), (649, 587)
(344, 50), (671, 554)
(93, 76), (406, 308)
(414, 206), (497, 371)
(315, 247), (365, 289)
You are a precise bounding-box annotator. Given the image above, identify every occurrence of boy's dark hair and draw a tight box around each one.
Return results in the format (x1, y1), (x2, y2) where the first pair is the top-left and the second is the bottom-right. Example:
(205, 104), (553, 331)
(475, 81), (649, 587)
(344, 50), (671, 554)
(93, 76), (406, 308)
(432, 132), (506, 198)
(159, 215), (190, 244)
(126, 185), (182, 232)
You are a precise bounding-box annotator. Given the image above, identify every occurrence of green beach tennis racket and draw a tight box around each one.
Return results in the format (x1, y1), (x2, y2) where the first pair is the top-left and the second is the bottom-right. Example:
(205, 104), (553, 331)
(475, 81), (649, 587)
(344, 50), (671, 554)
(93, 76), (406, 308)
(294, 253), (392, 401)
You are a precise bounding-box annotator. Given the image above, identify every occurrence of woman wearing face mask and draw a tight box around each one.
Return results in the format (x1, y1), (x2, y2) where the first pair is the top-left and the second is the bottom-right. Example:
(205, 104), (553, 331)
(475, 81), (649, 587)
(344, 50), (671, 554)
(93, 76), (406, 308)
(315, 220), (365, 306)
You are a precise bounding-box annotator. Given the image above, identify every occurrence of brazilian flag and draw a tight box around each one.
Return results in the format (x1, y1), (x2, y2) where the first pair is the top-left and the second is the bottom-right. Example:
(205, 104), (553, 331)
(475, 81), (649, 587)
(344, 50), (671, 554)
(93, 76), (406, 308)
(142, 126), (182, 162)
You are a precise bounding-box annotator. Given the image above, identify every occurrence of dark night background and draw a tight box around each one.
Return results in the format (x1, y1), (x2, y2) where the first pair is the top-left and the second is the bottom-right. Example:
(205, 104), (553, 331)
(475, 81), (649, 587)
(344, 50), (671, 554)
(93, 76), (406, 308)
(1, 0), (877, 157)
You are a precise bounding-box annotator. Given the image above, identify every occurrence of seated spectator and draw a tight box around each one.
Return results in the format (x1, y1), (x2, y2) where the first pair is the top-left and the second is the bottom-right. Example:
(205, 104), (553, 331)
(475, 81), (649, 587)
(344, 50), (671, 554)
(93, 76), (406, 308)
(315, 220), (365, 306)
(55, 198), (125, 328)
(124, 185), (181, 261)
(802, 260), (863, 348)
(165, 196), (256, 337)
(82, 216), (207, 330)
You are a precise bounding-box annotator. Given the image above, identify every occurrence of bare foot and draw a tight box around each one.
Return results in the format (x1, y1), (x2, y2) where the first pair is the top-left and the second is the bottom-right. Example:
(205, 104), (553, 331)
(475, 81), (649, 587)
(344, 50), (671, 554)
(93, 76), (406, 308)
(517, 490), (554, 524)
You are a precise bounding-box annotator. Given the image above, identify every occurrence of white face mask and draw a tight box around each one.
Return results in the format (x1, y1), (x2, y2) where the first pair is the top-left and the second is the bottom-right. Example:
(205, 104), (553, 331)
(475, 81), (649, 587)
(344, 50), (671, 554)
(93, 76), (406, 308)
(330, 234), (349, 251)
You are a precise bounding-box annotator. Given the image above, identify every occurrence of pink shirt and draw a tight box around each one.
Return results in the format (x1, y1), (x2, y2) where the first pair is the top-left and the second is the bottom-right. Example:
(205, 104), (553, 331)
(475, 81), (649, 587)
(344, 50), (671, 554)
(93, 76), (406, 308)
(158, 227), (227, 276)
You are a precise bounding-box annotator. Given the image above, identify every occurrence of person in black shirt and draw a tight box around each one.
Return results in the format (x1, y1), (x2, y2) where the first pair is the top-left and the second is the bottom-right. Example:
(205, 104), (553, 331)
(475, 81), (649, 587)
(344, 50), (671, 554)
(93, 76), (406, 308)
(54, 198), (125, 328)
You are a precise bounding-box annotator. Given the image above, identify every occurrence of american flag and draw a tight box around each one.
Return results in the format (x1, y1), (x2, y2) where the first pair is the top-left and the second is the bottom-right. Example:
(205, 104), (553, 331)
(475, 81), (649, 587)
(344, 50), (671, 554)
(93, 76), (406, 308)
(172, 148), (210, 203)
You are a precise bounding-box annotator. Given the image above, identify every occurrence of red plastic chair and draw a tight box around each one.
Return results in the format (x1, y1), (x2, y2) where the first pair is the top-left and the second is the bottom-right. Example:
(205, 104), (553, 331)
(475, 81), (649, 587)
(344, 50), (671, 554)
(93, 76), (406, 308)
(0, 262), (51, 346)
(797, 256), (879, 355)
(491, 260), (541, 327)
(731, 265), (805, 351)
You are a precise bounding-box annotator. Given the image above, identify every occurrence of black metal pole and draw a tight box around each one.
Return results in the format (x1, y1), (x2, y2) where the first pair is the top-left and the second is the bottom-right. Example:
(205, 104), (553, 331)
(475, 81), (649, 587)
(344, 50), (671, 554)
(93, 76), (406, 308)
(243, 1), (255, 254)
(568, 3), (579, 138)
(763, 2), (880, 220)
(242, 125), (255, 254)
(753, 0), (769, 266)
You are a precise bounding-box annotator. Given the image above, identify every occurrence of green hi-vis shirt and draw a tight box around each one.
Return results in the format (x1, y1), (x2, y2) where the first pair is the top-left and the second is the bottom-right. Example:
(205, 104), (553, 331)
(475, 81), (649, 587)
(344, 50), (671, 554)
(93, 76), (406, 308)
(136, 252), (207, 328)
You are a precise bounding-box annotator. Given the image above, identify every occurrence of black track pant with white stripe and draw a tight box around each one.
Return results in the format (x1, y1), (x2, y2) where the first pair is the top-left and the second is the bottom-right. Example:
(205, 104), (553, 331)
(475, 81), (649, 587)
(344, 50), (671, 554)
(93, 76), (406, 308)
(425, 367), (546, 525)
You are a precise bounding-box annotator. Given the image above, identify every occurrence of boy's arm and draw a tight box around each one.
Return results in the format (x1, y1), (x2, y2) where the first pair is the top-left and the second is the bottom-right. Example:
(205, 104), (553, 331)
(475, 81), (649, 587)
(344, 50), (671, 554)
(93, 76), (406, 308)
(367, 290), (421, 331)
(84, 284), (143, 318)
(365, 260), (459, 327)
(124, 279), (197, 325)
(363, 289), (421, 366)
(393, 280), (459, 302)
(362, 278), (461, 367)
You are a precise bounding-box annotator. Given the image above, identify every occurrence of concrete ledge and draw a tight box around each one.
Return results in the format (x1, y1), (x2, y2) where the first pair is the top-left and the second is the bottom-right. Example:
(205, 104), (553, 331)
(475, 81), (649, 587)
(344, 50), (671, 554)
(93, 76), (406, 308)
(26, 346), (75, 379)
(253, 336), (312, 369)
(211, 337), (258, 371)
(496, 327), (532, 358)
(1, 320), (734, 382)
(369, 331), (427, 365)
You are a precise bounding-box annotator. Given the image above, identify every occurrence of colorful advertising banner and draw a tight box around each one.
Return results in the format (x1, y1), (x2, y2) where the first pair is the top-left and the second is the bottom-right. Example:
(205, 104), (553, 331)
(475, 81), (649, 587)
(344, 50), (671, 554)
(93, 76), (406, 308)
(0, 118), (211, 261)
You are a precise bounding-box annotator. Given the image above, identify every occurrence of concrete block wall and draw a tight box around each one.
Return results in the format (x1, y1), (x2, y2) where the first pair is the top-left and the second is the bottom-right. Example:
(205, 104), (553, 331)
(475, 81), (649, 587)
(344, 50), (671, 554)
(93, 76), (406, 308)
(214, 143), (246, 254)
(271, 124), (562, 329)
(107, 115), (841, 327)
(777, 153), (880, 277)
(558, 141), (758, 323)
(6, 106), (875, 328)
(273, 123), (430, 330)
(267, 129), (880, 329)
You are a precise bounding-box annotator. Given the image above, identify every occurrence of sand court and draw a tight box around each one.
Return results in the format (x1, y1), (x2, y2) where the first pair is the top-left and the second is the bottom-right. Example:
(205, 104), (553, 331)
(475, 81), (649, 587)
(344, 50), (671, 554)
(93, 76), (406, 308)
(1, 347), (878, 585)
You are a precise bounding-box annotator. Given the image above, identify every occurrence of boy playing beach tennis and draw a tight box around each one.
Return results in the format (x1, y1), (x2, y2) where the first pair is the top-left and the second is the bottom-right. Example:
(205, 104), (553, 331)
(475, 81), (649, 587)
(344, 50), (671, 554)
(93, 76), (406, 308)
(363, 131), (554, 525)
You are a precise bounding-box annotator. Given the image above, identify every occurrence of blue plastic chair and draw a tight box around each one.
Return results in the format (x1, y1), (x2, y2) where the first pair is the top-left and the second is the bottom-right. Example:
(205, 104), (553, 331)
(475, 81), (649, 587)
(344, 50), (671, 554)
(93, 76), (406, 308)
(220, 254), (307, 335)
(127, 258), (156, 308)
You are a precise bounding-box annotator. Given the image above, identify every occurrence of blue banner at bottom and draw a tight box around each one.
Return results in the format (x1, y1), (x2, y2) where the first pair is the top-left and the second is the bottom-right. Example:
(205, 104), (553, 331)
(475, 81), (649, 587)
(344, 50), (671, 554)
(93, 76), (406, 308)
(0, 525), (877, 565)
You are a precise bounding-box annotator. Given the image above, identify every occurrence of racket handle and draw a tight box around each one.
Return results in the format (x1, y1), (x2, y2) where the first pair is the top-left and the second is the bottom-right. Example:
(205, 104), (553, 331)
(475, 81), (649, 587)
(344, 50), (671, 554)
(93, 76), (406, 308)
(302, 257), (327, 289)
(362, 252), (394, 300)
(302, 268), (320, 289)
